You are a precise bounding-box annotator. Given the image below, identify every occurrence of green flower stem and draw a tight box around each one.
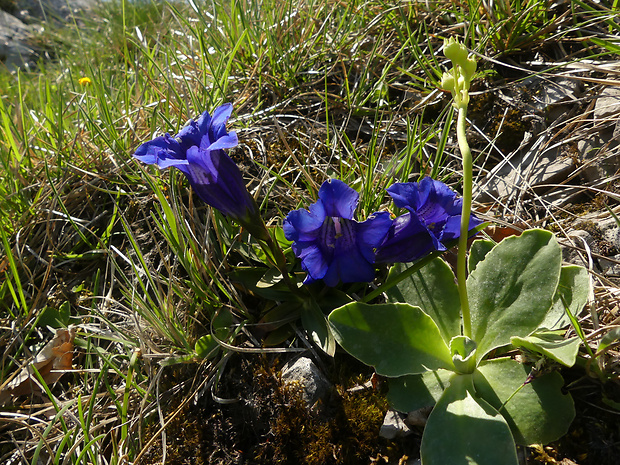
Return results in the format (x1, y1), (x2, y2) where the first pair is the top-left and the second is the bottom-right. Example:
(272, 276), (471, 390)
(456, 106), (473, 339)
(442, 38), (476, 339)
(260, 231), (298, 292)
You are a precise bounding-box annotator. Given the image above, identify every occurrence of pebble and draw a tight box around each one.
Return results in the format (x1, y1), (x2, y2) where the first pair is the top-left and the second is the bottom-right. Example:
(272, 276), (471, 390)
(1, 0), (95, 70)
(281, 356), (332, 409)
(379, 410), (412, 439)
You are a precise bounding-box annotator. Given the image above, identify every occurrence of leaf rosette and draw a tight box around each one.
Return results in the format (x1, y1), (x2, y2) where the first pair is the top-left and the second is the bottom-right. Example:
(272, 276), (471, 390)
(329, 229), (590, 464)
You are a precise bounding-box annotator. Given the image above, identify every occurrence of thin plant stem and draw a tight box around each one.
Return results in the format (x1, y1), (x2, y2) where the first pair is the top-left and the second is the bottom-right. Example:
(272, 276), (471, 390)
(456, 105), (473, 339)
(260, 231), (298, 292)
(443, 38), (476, 339)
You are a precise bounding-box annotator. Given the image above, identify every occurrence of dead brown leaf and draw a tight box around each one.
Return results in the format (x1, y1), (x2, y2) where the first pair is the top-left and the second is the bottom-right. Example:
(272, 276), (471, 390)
(0, 326), (77, 405)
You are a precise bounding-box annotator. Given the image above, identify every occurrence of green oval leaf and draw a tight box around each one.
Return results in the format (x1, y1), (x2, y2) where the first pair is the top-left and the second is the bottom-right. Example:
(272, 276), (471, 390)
(542, 265), (590, 330)
(421, 374), (518, 465)
(195, 334), (219, 359)
(386, 257), (461, 344)
(387, 369), (452, 413)
(329, 302), (454, 377)
(467, 229), (562, 360)
(474, 357), (575, 446)
(468, 239), (496, 274)
(511, 332), (580, 367)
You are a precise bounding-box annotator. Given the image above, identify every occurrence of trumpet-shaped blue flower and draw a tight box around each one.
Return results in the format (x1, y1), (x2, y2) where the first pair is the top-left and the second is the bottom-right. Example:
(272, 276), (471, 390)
(375, 177), (483, 263)
(284, 179), (392, 286)
(133, 104), (265, 237)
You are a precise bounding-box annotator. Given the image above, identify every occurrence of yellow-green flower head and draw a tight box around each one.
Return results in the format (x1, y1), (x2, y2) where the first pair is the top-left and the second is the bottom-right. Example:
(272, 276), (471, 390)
(462, 57), (477, 81)
(443, 38), (468, 65)
(79, 77), (92, 86)
(441, 72), (456, 93)
(442, 38), (477, 109)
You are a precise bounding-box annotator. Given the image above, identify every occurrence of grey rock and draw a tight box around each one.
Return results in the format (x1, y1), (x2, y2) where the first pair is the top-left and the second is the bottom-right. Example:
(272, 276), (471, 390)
(406, 407), (431, 427)
(520, 75), (583, 113)
(1, 0), (97, 70)
(514, 75), (584, 129)
(542, 77), (582, 106)
(475, 75), (585, 205)
(476, 142), (575, 203)
(561, 229), (596, 268)
(594, 86), (620, 120)
(0, 9), (35, 69)
(560, 216), (620, 276)
(599, 216), (620, 248)
(599, 253), (620, 277)
(379, 410), (412, 439)
(15, 0), (96, 24)
(539, 76), (583, 122)
(577, 86), (620, 183)
(281, 356), (331, 408)
(596, 216), (620, 276)
(577, 128), (620, 184)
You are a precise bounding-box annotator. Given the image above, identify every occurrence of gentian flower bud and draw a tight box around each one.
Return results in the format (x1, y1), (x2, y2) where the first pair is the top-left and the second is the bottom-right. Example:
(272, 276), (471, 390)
(284, 179), (392, 287)
(443, 38), (468, 64)
(375, 178), (483, 264)
(442, 38), (476, 109)
(133, 104), (268, 240)
(441, 73), (456, 93)
(462, 57), (477, 81)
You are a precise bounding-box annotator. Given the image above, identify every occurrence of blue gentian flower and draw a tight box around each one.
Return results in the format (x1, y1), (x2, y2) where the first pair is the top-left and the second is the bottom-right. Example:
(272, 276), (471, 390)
(375, 177), (483, 263)
(133, 104), (266, 238)
(283, 179), (393, 286)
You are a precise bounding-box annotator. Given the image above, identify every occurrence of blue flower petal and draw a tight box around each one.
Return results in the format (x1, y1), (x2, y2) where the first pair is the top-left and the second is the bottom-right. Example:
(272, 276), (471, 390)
(375, 212), (445, 264)
(132, 104), (266, 237)
(284, 180), (391, 286)
(283, 201), (326, 242)
(324, 248), (376, 287)
(318, 179), (359, 219)
(386, 182), (418, 209)
(206, 131), (239, 151)
(185, 146), (256, 220)
(296, 242), (329, 283)
(356, 212), (393, 263)
(176, 120), (202, 151)
(440, 214), (463, 242)
(209, 103), (233, 139)
(330, 220), (379, 285)
(133, 134), (187, 169)
(440, 213), (484, 243)
(195, 109), (213, 139)
(378, 178), (483, 264)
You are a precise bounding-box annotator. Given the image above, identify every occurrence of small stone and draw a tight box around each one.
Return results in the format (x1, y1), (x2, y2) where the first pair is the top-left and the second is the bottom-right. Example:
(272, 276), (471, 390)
(577, 129), (620, 184)
(379, 410), (412, 439)
(542, 77), (582, 107)
(406, 407), (432, 427)
(0, 10), (35, 70)
(598, 217), (620, 251)
(281, 356), (331, 409)
(1, 0), (97, 70)
(540, 77), (583, 122)
(594, 86), (620, 120)
(599, 253), (620, 277)
(560, 230), (596, 267)
(476, 145), (575, 203)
